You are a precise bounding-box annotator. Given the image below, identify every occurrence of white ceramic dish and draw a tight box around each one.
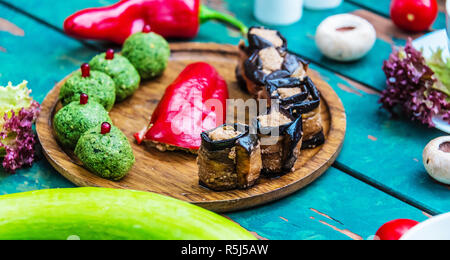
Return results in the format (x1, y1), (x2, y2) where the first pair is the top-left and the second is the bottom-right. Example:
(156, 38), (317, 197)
(304, 0), (342, 10)
(401, 212), (450, 240)
(254, 0), (303, 25)
(412, 30), (450, 134)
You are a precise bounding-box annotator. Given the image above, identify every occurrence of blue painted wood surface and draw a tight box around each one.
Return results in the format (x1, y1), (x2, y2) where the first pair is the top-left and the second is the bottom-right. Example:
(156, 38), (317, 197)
(229, 168), (428, 240)
(0, 0), (448, 239)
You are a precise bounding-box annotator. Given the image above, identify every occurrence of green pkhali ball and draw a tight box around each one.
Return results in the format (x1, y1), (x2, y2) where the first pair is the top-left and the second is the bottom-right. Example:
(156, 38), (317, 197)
(122, 32), (170, 79)
(89, 53), (141, 102)
(59, 71), (116, 111)
(75, 125), (135, 181)
(53, 100), (111, 149)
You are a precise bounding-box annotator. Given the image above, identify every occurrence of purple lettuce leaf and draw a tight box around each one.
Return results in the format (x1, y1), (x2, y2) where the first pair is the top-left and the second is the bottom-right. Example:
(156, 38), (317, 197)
(0, 101), (40, 173)
(379, 39), (450, 127)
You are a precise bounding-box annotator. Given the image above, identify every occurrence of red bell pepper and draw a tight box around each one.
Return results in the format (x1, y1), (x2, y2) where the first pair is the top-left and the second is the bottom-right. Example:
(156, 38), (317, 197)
(64, 0), (248, 45)
(134, 62), (228, 150)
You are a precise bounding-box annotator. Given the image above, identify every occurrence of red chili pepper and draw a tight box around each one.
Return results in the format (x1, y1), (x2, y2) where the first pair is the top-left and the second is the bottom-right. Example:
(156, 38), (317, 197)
(64, 0), (248, 45)
(134, 62), (228, 150)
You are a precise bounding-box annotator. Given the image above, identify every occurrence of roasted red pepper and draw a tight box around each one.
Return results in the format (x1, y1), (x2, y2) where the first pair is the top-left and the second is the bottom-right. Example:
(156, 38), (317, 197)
(64, 0), (248, 45)
(134, 62), (228, 151)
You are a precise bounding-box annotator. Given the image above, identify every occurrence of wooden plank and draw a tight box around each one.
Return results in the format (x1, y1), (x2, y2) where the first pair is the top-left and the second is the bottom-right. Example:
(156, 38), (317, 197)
(228, 167), (428, 240)
(0, 5), (428, 240)
(347, 0), (447, 30)
(309, 64), (449, 214)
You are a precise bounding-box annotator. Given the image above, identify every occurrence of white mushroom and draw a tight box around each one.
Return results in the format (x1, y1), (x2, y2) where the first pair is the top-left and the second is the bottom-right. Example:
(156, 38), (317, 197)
(423, 136), (450, 185)
(315, 14), (376, 62)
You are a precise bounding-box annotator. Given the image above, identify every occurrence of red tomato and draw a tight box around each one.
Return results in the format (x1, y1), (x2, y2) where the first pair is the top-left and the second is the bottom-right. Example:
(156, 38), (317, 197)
(375, 219), (420, 240)
(390, 0), (438, 32)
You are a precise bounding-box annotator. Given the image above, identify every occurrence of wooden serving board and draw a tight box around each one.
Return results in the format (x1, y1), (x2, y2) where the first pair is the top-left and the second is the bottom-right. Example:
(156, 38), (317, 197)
(36, 42), (346, 213)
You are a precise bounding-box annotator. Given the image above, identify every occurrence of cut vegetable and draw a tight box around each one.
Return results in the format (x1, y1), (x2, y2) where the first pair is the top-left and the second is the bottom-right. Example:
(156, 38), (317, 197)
(0, 188), (256, 240)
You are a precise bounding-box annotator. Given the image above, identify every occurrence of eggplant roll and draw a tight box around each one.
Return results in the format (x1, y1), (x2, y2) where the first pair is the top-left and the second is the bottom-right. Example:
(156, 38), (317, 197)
(266, 77), (309, 108)
(198, 124), (262, 191)
(236, 26), (308, 97)
(287, 77), (325, 149)
(240, 26), (288, 56)
(256, 109), (303, 175)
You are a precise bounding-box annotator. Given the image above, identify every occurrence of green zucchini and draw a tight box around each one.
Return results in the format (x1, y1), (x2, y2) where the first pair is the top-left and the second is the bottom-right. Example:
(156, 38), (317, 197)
(0, 188), (256, 240)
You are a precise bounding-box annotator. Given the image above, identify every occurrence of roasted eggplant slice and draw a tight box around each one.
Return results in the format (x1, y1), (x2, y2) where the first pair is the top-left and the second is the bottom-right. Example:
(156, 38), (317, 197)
(287, 77), (324, 149)
(236, 26), (308, 97)
(256, 109), (303, 175)
(288, 77), (321, 114)
(242, 50), (309, 98)
(198, 124), (262, 191)
(301, 131), (325, 149)
(266, 77), (309, 108)
(247, 26), (288, 52)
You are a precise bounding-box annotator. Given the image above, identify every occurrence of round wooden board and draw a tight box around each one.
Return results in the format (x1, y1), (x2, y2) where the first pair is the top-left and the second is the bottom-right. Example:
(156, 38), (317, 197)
(36, 42), (346, 213)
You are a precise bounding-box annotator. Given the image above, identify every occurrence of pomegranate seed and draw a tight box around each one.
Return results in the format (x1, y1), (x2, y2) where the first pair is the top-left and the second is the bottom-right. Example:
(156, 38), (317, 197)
(80, 93), (88, 105)
(101, 122), (111, 135)
(105, 49), (115, 60)
(81, 63), (90, 77)
(142, 25), (151, 33)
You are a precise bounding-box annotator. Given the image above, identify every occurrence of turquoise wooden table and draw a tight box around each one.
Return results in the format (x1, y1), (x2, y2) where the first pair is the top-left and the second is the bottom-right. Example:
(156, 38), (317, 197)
(0, 0), (448, 240)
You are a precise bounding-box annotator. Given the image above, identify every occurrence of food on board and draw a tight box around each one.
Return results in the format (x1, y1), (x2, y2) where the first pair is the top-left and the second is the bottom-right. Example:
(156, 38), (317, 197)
(134, 62), (228, 152)
(89, 49), (141, 102)
(315, 14), (376, 61)
(423, 136), (450, 185)
(122, 29), (170, 79)
(53, 94), (111, 149)
(0, 81), (40, 173)
(256, 109), (303, 175)
(59, 63), (116, 111)
(390, 0), (438, 32)
(63, 0), (248, 45)
(380, 40), (450, 127)
(52, 23), (327, 191)
(0, 188), (256, 240)
(375, 219), (420, 240)
(236, 26), (308, 98)
(198, 124), (262, 191)
(75, 123), (135, 181)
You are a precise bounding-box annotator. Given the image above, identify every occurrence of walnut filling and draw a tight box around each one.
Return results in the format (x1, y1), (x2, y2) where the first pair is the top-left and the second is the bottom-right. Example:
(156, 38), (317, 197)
(259, 47), (284, 74)
(291, 65), (306, 79)
(258, 111), (292, 128)
(439, 142), (450, 153)
(208, 125), (242, 141)
(250, 28), (283, 47)
(277, 87), (302, 99)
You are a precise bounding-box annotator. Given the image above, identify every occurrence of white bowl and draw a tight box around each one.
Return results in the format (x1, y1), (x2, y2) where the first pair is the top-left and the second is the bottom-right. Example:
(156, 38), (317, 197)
(401, 213), (450, 240)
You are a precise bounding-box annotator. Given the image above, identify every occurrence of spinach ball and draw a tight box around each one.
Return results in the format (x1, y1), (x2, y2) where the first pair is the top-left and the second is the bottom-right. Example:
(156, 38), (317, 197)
(59, 65), (116, 111)
(53, 95), (111, 149)
(122, 32), (170, 79)
(75, 123), (135, 181)
(89, 50), (141, 102)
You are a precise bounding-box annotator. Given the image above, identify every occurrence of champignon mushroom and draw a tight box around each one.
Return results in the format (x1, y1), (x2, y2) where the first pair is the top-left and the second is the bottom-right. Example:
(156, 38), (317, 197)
(423, 136), (450, 185)
(315, 14), (376, 62)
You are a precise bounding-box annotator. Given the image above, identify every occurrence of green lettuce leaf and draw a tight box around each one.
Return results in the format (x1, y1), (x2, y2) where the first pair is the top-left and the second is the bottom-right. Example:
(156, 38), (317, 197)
(0, 81), (34, 128)
(427, 48), (450, 100)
